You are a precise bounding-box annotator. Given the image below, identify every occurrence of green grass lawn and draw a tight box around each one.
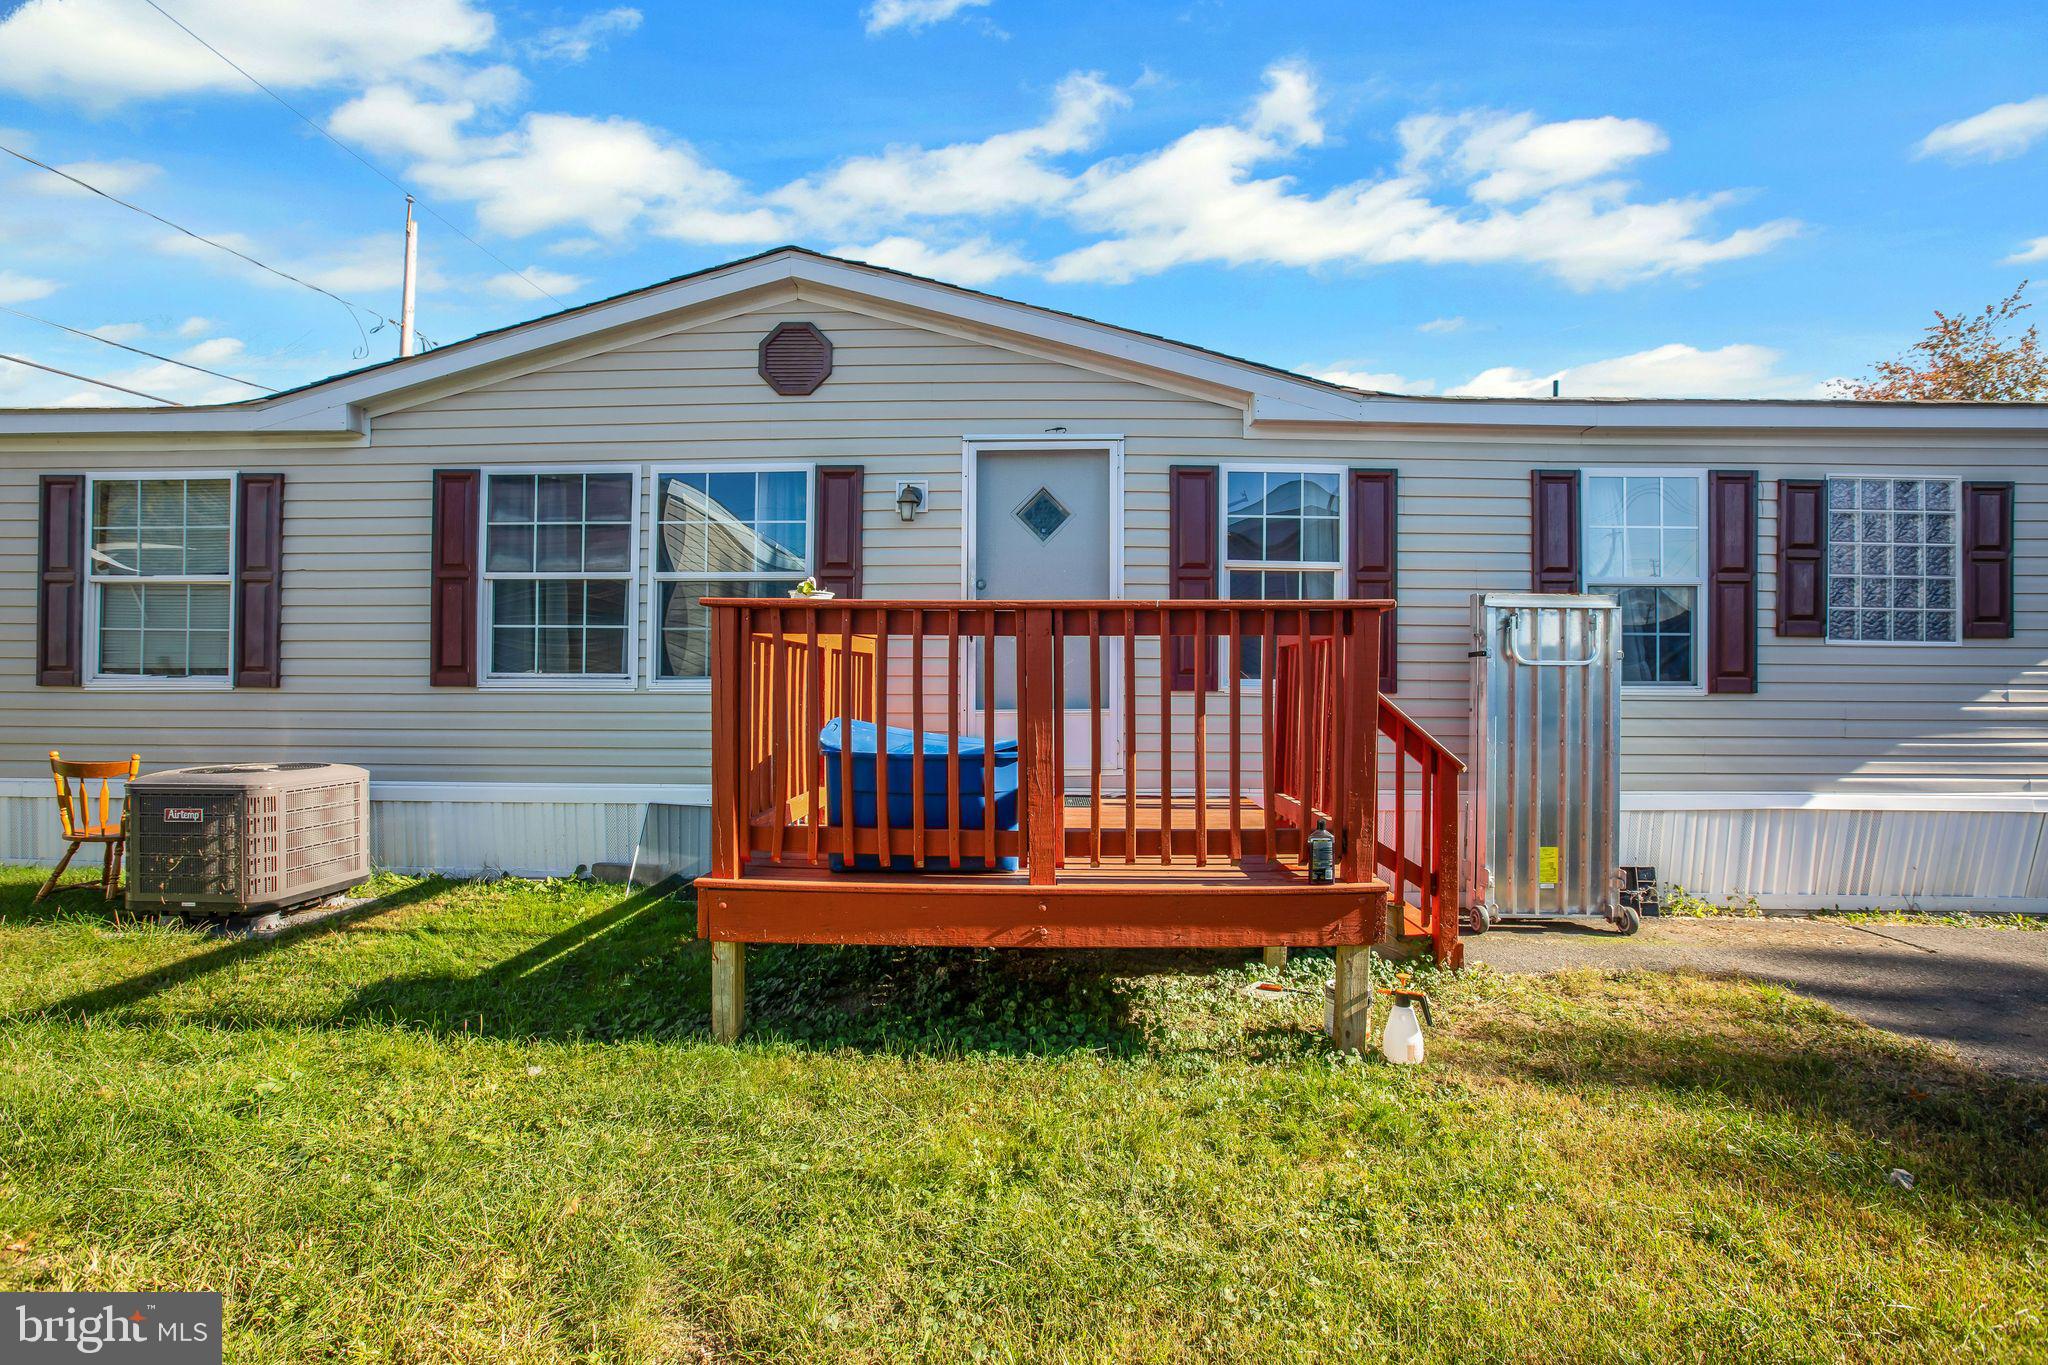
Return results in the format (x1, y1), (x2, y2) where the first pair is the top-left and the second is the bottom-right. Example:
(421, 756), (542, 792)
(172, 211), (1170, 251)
(2, 868), (2043, 1362)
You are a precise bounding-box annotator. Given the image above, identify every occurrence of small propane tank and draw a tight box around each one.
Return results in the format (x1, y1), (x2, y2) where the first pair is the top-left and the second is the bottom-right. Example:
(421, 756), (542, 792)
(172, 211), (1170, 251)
(1307, 817), (1336, 884)
(1381, 977), (1434, 1066)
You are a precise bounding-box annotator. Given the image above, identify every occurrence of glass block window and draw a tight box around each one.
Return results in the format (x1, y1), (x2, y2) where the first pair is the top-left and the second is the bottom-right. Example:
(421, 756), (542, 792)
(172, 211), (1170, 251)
(88, 476), (233, 680)
(1583, 472), (1704, 686)
(1824, 477), (1958, 643)
(483, 470), (636, 680)
(1223, 467), (1342, 679)
(653, 468), (809, 680)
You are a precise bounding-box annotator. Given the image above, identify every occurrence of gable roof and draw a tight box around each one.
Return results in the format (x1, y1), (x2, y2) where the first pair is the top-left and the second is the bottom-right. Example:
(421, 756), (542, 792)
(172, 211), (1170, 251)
(4, 245), (2046, 439)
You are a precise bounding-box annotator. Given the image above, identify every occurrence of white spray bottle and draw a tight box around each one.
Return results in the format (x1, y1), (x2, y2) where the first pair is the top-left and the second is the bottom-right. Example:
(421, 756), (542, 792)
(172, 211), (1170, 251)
(1381, 979), (1434, 1065)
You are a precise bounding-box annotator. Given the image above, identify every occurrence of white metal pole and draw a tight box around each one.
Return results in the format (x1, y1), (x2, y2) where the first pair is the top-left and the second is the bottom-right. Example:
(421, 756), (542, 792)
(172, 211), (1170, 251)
(399, 196), (417, 358)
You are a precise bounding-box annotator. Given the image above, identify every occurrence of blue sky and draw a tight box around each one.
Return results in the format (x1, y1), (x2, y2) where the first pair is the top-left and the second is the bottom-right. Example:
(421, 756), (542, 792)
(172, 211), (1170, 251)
(1, 0), (2044, 407)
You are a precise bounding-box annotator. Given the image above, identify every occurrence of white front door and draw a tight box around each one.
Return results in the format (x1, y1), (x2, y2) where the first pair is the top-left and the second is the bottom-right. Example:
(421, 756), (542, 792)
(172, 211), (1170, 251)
(969, 446), (1117, 775)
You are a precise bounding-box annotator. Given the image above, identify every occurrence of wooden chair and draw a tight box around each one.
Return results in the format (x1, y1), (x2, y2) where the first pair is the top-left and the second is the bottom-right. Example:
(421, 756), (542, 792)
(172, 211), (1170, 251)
(36, 751), (141, 906)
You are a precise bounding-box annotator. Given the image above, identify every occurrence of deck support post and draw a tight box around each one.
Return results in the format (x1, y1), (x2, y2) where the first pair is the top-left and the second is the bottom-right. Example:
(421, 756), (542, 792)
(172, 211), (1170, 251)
(1331, 944), (1372, 1053)
(1262, 946), (1288, 972)
(1020, 607), (1061, 886)
(712, 941), (746, 1043)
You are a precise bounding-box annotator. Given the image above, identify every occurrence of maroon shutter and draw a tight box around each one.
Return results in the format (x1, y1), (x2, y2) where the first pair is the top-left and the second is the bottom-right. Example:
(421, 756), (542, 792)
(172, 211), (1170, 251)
(1775, 478), (1826, 638)
(234, 473), (285, 688)
(812, 466), (865, 596)
(36, 475), (85, 687)
(1168, 464), (1219, 691)
(1530, 469), (1581, 592)
(1961, 481), (2015, 639)
(1348, 468), (1398, 692)
(429, 469), (481, 686)
(1705, 470), (1758, 694)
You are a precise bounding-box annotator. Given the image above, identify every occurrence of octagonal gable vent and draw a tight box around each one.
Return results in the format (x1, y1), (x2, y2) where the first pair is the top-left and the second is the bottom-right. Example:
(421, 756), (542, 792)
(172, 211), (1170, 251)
(758, 321), (833, 396)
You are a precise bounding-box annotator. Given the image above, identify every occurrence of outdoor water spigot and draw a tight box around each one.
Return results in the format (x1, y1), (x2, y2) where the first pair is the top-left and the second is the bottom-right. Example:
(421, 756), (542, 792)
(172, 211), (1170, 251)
(1308, 817), (1335, 883)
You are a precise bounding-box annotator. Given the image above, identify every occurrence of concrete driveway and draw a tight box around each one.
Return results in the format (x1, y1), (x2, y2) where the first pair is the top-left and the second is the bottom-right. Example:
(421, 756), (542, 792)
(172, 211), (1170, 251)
(1465, 915), (2048, 1082)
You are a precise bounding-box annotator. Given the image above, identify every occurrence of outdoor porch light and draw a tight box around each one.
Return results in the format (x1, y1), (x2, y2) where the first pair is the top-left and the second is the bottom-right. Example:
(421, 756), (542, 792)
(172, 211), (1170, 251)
(896, 481), (926, 521)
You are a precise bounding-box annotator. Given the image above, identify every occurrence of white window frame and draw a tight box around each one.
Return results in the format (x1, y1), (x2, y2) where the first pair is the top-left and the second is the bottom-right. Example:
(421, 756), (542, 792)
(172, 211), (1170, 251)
(83, 470), (238, 691)
(477, 464), (642, 692)
(646, 462), (815, 692)
(1580, 467), (1709, 696)
(1820, 473), (1964, 649)
(1219, 460), (1349, 687)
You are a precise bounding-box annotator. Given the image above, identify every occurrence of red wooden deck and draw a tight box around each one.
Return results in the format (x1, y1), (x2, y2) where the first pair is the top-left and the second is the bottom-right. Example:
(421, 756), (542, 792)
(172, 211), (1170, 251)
(699, 599), (1463, 968)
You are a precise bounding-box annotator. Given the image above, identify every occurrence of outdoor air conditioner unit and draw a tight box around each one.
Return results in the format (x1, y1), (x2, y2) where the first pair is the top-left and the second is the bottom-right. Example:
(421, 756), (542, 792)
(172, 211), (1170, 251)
(125, 762), (371, 914)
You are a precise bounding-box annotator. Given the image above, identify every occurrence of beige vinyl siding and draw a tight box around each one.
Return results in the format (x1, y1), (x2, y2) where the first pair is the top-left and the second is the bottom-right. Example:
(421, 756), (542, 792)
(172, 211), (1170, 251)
(2, 288), (2044, 800)
(1123, 439), (2048, 795)
(0, 296), (1235, 785)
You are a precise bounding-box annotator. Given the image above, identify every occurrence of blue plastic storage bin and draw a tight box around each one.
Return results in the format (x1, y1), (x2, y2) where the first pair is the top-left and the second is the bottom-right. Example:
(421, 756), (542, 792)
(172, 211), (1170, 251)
(819, 718), (1019, 872)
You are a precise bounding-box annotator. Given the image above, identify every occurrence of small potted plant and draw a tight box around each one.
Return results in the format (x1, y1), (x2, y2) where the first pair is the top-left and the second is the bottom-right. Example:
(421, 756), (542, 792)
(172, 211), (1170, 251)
(789, 576), (834, 600)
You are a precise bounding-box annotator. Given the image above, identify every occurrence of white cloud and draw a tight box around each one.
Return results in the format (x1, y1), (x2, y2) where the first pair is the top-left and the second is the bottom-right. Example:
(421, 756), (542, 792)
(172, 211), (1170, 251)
(91, 322), (147, 342)
(292, 237), (443, 295)
(832, 235), (1033, 284)
(864, 0), (991, 36)
(1450, 342), (1807, 398)
(329, 85), (478, 162)
(0, 0), (496, 107)
(526, 7), (642, 62)
(346, 100), (777, 242)
(62, 347), (258, 405)
(1401, 111), (1666, 202)
(180, 337), (247, 365)
(27, 159), (162, 196)
(1247, 61), (1323, 146)
(1043, 66), (1793, 288)
(1311, 367), (1435, 394)
(0, 270), (59, 305)
(1417, 316), (1465, 334)
(1915, 96), (2048, 163)
(153, 228), (438, 299)
(176, 317), (216, 338)
(484, 266), (587, 299)
(653, 204), (790, 246)
(773, 73), (1124, 233)
(2004, 234), (2048, 264)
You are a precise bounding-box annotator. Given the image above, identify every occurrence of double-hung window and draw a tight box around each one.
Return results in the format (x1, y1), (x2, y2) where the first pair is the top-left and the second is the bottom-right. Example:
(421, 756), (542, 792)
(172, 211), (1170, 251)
(1222, 466), (1341, 679)
(1824, 476), (1959, 643)
(87, 474), (234, 684)
(1583, 471), (1705, 689)
(651, 467), (810, 682)
(482, 469), (637, 684)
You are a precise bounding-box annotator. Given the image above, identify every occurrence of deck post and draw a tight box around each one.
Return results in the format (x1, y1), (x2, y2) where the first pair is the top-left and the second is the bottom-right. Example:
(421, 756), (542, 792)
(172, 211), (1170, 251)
(1433, 767), (1463, 968)
(1341, 609), (1378, 883)
(1331, 944), (1372, 1053)
(1021, 607), (1061, 885)
(708, 605), (745, 880)
(1262, 946), (1288, 972)
(711, 940), (746, 1042)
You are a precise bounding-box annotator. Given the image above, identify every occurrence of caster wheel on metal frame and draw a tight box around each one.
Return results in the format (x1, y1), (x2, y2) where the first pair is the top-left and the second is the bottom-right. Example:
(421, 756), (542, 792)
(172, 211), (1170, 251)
(1465, 904), (1492, 935)
(1614, 906), (1643, 936)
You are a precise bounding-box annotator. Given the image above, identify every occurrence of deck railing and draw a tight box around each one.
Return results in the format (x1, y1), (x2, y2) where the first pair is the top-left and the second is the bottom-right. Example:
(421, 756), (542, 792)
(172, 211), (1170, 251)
(707, 598), (1461, 952)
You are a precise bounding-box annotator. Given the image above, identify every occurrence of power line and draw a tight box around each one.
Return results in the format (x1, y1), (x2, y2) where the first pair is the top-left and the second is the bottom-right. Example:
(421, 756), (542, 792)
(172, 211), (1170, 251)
(141, 0), (564, 307)
(0, 353), (183, 405)
(0, 143), (420, 351)
(0, 303), (272, 392)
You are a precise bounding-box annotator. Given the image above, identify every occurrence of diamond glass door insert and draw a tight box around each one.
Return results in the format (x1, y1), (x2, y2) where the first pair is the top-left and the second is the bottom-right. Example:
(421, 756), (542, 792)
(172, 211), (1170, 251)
(1014, 486), (1072, 542)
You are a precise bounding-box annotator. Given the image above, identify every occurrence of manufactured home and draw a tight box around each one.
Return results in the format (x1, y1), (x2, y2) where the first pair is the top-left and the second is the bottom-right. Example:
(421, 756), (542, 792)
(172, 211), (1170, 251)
(3, 246), (2044, 921)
